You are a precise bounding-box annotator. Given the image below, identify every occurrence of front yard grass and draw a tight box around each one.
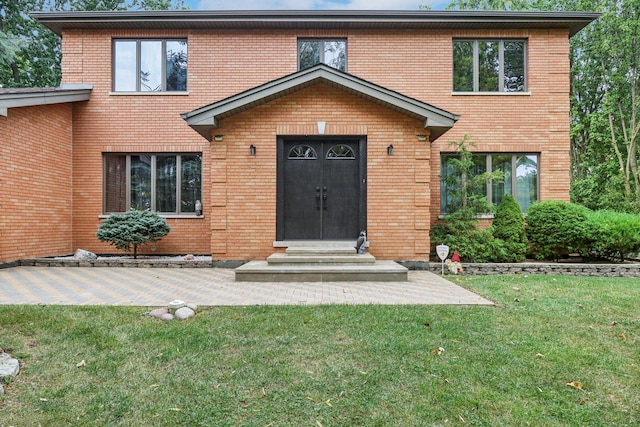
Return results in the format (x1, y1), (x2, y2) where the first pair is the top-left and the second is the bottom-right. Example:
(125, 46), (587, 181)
(1, 274), (638, 426)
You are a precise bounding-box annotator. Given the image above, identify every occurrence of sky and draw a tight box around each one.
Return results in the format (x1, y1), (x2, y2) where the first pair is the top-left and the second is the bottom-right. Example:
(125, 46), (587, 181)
(183, 0), (451, 11)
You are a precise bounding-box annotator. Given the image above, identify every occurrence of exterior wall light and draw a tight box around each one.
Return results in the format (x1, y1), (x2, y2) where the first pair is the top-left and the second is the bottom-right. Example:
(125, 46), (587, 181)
(417, 134), (427, 142)
(387, 144), (394, 156)
(214, 135), (224, 142)
(250, 144), (256, 156)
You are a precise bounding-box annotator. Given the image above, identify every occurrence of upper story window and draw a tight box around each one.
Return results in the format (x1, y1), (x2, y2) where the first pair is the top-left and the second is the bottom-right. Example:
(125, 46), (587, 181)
(113, 39), (187, 92)
(298, 39), (347, 71)
(453, 39), (526, 93)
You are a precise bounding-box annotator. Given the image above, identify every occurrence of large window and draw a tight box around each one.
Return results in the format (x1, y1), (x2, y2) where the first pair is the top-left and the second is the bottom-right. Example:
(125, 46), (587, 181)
(453, 39), (526, 92)
(441, 153), (538, 213)
(113, 39), (187, 92)
(298, 39), (347, 71)
(104, 154), (202, 215)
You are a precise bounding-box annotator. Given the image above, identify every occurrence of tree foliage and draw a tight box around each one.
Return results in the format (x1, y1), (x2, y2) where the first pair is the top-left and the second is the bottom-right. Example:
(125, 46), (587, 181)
(440, 133), (502, 217)
(432, 134), (511, 262)
(493, 194), (528, 262)
(437, 0), (640, 212)
(525, 200), (591, 261)
(0, 0), (185, 88)
(586, 210), (640, 261)
(97, 209), (171, 258)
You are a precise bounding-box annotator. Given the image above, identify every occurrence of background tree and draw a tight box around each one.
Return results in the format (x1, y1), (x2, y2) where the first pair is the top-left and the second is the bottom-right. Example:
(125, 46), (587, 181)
(441, 0), (640, 212)
(0, 0), (185, 88)
(0, 0), (61, 87)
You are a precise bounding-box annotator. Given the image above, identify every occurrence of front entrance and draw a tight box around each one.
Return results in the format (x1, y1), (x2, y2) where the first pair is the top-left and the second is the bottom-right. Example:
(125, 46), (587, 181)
(276, 137), (366, 241)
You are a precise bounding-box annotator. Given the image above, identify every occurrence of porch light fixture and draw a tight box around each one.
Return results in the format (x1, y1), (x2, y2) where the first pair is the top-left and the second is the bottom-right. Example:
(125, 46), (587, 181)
(317, 121), (326, 135)
(214, 135), (224, 142)
(417, 134), (428, 142)
(249, 144), (256, 156)
(387, 144), (394, 156)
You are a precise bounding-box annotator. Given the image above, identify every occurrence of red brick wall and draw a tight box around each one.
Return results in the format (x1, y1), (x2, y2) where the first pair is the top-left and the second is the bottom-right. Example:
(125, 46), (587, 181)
(0, 104), (73, 262)
(210, 84), (427, 260)
(59, 26), (572, 261)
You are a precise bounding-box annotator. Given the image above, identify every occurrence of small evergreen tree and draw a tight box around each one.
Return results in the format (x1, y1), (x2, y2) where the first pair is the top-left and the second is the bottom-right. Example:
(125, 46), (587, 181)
(440, 133), (499, 219)
(493, 194), (528, 262)
(431, 134), (506, 262)
(97, 210), (171, 259)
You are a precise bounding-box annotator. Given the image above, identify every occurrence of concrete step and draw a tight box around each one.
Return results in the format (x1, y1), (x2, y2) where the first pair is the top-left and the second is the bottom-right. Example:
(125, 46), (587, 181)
(235, 260), (408, 282)
(285, 246), (357, 256)
(267, 252), (376, 265)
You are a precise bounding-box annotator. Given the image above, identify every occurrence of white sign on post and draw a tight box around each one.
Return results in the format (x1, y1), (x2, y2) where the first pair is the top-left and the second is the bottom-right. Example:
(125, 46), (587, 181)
(436, 244), (450, 275)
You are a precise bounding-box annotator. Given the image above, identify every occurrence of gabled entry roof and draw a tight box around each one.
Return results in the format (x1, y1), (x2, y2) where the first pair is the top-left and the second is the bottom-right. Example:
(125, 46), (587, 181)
(181, 64), (460, 141)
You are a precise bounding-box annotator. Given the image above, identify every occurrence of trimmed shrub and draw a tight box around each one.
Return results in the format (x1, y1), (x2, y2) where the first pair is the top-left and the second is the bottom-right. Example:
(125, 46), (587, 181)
(493, 194), (528, 262)
(525, 201), (591, 261)
(431, 210), (507, 263)
(586, 210), (640, 261)
(97, 210), (171, 259)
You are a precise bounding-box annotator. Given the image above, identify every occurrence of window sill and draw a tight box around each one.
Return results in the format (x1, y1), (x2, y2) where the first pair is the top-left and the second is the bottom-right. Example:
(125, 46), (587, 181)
(100, 214), (204, 219)
(451, 92), (531, 96)
(108, 91), (190, 96)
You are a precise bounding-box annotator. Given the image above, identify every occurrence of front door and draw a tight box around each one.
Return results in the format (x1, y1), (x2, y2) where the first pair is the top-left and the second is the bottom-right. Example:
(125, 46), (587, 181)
(277, 138), (366, 241)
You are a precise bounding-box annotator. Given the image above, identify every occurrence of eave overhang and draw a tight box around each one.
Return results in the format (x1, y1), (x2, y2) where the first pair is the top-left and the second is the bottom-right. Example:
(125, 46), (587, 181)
(32, 10), (599, 38)
(0, 84), (92, 117)
(180, 64), (460, 142)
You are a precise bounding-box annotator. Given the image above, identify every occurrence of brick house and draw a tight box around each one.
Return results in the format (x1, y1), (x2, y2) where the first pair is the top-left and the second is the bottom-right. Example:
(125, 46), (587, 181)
(0, 10), (597, 264)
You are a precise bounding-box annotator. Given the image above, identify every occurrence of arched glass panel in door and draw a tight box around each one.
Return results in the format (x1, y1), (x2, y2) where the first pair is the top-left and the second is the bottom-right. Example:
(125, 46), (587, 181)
(326, 145), (356, 159)
(288, 145), (318, 159)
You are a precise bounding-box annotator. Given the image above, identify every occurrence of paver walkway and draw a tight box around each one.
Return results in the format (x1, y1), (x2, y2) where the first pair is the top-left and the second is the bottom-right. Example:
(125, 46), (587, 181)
(0, 267), (494, 306)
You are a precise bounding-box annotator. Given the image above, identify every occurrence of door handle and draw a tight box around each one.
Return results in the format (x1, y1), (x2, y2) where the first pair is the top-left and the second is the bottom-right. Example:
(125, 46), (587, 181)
(323, 187), (327, 210)
(316, 186), (321, 210)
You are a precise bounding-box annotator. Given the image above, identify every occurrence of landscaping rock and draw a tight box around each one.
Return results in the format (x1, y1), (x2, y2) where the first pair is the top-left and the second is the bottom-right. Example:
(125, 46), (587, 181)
(0, 384), (4, 395)
(149, 300), (198, 322)
(175, 307), (195, 320)
(148, 308), (169, 319)
(159, 313), (174, 321)
(74, 249), (97, 260)
(183, 254), (195, 261)
(168, 299), (186, 314)
(0, 352), (20, 382)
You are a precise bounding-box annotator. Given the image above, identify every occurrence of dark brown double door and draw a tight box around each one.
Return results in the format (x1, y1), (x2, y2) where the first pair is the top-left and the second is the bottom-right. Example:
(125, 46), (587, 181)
(276, 138), (366, 241)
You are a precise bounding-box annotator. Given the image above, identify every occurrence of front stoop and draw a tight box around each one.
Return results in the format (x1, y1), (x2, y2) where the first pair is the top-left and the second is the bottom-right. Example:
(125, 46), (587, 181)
(235, 244), (408, 282)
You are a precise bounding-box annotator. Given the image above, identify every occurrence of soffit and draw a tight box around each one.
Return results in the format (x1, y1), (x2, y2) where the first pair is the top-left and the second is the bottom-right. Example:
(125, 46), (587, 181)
(0, 84), (92, 117)
(32, 10), (599, 37)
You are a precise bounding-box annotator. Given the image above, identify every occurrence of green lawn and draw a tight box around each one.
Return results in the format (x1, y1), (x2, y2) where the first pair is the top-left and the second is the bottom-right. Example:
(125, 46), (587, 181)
(1, 275), (638, 426)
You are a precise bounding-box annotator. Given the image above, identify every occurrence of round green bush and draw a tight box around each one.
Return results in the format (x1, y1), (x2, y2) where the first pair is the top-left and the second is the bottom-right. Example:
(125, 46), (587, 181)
(525, 201), (591, 261)
(586, 210), (640, 261)
(97, 210), (171, 259)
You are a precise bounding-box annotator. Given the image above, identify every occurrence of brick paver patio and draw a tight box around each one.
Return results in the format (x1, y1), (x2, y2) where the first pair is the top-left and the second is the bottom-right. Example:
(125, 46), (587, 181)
(0, 267), (494, 306)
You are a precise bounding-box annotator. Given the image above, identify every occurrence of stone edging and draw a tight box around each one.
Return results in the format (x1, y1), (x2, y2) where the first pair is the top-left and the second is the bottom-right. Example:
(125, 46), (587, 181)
(11, 258), (245, 269)
(3, 259), (640, 277)
(426, 262), (640, 277)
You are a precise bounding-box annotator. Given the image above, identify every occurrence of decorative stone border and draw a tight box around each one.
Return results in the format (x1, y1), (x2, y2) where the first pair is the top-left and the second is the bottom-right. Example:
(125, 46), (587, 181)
(3, 258), (640, 277)
(428, 262), (640, 277)
(13, 258), (245, 269)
